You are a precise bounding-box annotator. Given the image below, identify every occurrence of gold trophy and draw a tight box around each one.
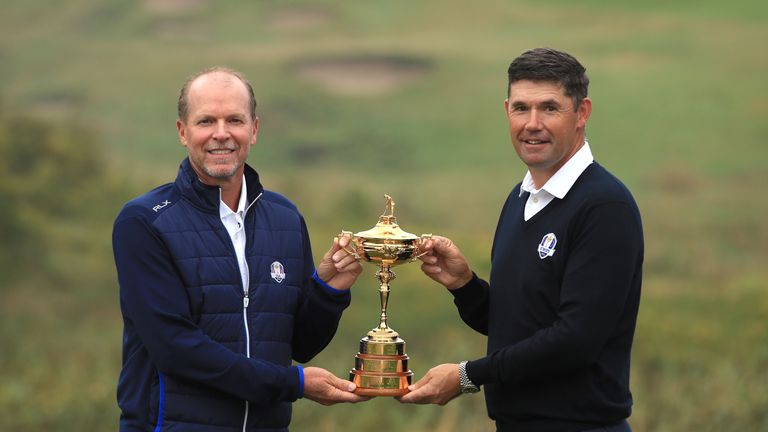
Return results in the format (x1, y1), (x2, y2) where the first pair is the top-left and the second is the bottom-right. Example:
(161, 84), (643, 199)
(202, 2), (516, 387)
(339, 195), (431, 396)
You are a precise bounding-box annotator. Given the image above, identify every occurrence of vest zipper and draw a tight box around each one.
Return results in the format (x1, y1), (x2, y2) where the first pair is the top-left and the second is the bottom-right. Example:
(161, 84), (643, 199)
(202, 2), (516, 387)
(240, 192), (261, 432)
(242, 283), (250, 432)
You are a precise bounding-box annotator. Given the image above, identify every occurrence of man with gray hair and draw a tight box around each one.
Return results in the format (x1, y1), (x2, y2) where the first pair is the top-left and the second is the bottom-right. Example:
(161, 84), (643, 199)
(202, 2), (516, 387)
(113, 67), (367, 431)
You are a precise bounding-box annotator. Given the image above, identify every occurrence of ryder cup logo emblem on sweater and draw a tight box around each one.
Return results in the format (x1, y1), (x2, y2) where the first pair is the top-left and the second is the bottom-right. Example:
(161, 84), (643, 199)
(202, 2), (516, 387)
(538, 233), (557, 259)
(270, 261), (286, 283)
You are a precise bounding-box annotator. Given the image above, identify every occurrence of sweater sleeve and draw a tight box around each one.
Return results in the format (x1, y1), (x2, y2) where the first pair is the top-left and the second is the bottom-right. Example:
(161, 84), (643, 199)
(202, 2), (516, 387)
(113, 213), (303, 406)
(291, 215), (351, 364)
(449, 272), (491, 335)
(466, 201), (643, 385)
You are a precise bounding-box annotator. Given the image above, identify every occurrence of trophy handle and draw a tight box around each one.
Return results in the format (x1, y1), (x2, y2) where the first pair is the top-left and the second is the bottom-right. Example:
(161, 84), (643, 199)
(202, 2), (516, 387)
(336, 230), (360, 259)
(410, 234), (433, 261)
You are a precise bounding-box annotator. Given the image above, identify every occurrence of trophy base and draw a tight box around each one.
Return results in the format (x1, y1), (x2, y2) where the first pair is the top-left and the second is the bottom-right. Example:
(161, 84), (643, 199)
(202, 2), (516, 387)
(349, 336), (413, 397)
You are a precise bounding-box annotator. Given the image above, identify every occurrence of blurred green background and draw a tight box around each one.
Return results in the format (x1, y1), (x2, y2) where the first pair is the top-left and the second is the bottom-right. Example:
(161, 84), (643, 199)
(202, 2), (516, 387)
(1, 0), (767, 431)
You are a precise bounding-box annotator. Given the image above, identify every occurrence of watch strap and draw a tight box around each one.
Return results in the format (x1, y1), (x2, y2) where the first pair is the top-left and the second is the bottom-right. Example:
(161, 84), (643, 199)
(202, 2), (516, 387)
(459, 360), (480, 393)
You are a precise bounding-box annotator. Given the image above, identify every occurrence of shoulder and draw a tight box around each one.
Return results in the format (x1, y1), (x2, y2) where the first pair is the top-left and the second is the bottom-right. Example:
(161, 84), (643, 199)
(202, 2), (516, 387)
(501, 182), (524, 213)
(573, 163), (638, 208)
(510, 182), (523, 198)
(502, 182), (523, 207)
(114, 182), (179, 227)
(568, 163), (643, 233)
(259, 190), (302, 215)
(255, 190), (308, 231)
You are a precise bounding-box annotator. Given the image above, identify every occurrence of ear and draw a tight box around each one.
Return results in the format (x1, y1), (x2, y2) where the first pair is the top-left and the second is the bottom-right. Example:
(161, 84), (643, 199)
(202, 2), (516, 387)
(250, 117), (259, 145)
(577, 98), (592, 129)
(176, 119), (188, 147)
(504, 98), (510, 116)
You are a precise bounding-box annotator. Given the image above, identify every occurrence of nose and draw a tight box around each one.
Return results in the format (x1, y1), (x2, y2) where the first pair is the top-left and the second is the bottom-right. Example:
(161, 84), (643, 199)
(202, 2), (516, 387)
(212, 120), (230, 141)
(524, 109), (543, 131)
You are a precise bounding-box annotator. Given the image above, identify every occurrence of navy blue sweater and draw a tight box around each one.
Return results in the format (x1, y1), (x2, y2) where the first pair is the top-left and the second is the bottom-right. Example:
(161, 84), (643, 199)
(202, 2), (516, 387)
(113, 159), (351, 431)
(452, 163), (643, 432)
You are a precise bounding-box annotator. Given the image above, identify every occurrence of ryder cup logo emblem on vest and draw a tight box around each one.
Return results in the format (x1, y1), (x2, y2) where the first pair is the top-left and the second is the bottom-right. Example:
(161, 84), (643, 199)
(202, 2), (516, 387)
(538, 233), (557, 259)
(270, 261), (286, 283)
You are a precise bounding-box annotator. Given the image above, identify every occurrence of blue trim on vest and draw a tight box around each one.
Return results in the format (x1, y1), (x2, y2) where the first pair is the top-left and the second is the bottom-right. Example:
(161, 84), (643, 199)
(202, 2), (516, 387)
(312, 270), (346, 295)
(296, 365), (305, 398)
(154, 372), (165, 432)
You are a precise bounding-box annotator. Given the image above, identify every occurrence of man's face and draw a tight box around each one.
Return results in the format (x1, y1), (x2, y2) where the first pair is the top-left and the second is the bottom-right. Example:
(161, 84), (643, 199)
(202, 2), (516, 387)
(176, 73), (258, 185)
(505, 80), (591, 185)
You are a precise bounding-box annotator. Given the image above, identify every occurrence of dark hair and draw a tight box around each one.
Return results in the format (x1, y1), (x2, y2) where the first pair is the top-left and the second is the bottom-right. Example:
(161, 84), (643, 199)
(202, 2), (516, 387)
(507, 48), (589, 110)
(177, 66), (257, 121)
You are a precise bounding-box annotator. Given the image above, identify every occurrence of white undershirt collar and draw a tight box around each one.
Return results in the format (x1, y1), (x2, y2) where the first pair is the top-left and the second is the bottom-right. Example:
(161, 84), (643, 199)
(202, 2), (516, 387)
(519, 141), (594, 220)
(219, 176), (249, 292)
(219, 176), (248, 219)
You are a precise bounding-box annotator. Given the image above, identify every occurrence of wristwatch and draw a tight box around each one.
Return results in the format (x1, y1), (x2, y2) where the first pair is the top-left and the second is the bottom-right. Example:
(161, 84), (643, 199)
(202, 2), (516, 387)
(458, 361), (480, 394)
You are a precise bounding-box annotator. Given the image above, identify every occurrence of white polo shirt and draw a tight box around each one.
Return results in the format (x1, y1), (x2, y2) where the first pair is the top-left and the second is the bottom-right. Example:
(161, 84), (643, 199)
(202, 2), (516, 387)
(219, 176), (249, 292)
(519, 142), (594, 221)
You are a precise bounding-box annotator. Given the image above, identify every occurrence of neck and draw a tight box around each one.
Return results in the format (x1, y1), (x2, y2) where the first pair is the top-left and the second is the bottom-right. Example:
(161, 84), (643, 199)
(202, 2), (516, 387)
(219, 179), (242, 212)
(529, 136), (585, 189)
(529, 172), (548, 190)
(190, 164), (244, 211)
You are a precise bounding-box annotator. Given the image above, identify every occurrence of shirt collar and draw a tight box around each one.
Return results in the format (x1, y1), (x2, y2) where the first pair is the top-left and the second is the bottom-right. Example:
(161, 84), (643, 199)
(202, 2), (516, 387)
(519, 141), (594, 199)
(219, 175), (248, 219)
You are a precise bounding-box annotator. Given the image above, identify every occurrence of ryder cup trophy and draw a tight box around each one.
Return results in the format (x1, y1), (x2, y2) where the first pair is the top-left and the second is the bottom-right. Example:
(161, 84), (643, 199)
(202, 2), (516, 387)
(339, 195), (431, 396)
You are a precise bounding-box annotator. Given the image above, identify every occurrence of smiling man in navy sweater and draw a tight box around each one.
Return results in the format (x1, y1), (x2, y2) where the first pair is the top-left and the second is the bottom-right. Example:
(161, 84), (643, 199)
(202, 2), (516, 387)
(399, 48), (643, 432)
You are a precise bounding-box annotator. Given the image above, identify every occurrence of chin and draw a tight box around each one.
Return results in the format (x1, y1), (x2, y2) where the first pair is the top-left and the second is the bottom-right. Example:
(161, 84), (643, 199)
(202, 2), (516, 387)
(203, 165), (240, 179)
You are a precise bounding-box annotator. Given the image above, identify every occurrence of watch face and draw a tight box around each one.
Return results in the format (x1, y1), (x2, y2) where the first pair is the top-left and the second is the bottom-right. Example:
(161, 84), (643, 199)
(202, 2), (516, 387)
(462, 386), (480, 394)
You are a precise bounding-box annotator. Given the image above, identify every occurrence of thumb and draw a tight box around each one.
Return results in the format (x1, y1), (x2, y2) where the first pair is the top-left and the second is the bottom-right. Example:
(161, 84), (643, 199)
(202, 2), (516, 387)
(408, 373), (431, 392)
(327, 237), (342, 257)
(317, 238), (341, 277)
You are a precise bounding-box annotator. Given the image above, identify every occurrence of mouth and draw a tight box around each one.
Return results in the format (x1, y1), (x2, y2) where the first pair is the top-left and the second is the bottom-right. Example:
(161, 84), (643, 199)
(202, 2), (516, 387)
(207, 148), (236, 155)
(521, 138), (550, 145)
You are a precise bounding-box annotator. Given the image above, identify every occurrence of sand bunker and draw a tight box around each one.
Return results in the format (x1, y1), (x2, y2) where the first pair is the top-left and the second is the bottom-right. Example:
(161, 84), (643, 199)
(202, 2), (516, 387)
(293, 56), (432, 96)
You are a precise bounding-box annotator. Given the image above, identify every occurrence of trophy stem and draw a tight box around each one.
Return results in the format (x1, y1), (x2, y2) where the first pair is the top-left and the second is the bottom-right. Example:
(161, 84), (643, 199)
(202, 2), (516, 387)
(373, 265), (396, 336)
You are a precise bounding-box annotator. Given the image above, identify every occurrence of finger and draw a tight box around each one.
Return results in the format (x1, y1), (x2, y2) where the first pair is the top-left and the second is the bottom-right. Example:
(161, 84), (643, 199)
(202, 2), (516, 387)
(333, 245), (359, 264)
(408, 373), (431, 392)
(398, 386), (430, 404)
(329, 376), (357, 393)
(334, 261), (359, 275)
(419, 238), (434, 251)
(421, 263), (443, 275)
(396, 389), (415, 403)
(432, 236), (452, 252)
(337, 233), (353, 249)
(334, 254), (359, 269)
(331, 247), (348, 263)
(332, 250), (352, 264)
(330, 236), (342, 253)
(319, 239), (340, 267)
(331, 391), (370, 404)
(336, 261), (362, 274)
(347, 394), (372, 403)
(417, 253), (434, 263)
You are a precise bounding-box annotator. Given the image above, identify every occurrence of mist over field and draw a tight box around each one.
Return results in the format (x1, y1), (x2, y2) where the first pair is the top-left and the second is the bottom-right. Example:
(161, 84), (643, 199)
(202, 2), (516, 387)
(1, 1), (766, 430)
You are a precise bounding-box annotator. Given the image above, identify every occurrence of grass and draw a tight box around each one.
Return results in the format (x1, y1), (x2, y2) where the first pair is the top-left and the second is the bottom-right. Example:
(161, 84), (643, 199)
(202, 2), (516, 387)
(1, 0), (767, 430)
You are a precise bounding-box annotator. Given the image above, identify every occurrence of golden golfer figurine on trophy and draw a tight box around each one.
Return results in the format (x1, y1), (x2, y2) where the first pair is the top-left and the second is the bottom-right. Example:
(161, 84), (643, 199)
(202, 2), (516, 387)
(338, 194), (431, 396)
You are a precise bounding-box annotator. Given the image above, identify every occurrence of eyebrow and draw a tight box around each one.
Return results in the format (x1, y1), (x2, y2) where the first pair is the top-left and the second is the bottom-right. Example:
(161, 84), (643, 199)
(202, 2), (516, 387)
(193, 112), (248, 120)
(511, 98), (562, 107)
